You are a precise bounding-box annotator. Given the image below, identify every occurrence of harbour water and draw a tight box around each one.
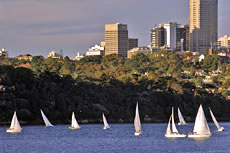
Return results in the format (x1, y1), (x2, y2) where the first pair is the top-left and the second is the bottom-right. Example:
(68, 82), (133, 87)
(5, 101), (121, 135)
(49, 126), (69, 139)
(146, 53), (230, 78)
(0, 123), (230, 153)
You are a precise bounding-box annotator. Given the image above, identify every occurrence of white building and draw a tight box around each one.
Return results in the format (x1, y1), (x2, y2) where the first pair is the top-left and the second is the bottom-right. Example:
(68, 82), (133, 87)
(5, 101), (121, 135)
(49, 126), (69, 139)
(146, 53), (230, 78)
(128, 47), (152, 58)
(74, 52), (85, 61)
(48, 51), (62, 59)
(163, 22), (177, 50)
(199, 54), (205, 62)
(218, 35), (230, 48)
(86, 45), (104, 56)
(0, 48), (8, 58)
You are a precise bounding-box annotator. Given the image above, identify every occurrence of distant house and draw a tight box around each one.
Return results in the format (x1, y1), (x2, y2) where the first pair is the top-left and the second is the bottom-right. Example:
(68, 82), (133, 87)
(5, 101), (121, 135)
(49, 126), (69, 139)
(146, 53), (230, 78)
(199, 54), (205, 62)
(73, 52), (85, 61)
(48, 51), (63, 59)
(16, 54), (33, 61)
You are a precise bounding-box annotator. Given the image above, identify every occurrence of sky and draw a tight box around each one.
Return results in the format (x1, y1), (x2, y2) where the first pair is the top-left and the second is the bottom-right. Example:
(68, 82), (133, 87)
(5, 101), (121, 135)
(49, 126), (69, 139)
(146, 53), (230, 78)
(0, 0), (230, 58)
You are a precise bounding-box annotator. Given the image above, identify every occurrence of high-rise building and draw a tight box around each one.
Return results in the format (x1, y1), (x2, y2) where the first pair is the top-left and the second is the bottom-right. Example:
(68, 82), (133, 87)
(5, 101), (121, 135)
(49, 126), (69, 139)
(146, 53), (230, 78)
(176, 24), (190, 51)
(189, 0), (218, 53)
(128, 38), (138, 50)
(218, 35), (230, 48)
(150, 25), (166, 49)
(164, 22), (177, 49)
(105, 24), (128, 57)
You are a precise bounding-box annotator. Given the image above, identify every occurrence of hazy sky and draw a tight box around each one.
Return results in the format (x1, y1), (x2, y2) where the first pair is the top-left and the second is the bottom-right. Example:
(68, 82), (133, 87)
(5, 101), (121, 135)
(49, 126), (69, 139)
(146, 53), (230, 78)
(0, 0), (230, 58)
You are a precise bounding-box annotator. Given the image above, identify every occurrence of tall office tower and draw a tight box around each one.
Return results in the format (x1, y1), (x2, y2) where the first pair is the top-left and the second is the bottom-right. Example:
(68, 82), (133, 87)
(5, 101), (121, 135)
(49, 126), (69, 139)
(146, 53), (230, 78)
(105, 24), (128, 57)
(189, 0), (218, 53)
(176, 24), (190, 51)
(150, 25), (166, 48)
(163, 22), (177, 49)
(128, 38), (138, 50)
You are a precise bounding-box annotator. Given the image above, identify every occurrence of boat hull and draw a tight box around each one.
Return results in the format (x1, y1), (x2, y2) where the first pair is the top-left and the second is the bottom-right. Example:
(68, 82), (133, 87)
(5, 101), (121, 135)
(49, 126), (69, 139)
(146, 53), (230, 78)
(188, 133), (211, 138)
(178, 123), (186, 126)
(217, 127), (224, 132)
(134, 131), (142, 136)
(6, 128), (22, 133)
(165, 133), (186, 138)
(68, 126), (81, 130)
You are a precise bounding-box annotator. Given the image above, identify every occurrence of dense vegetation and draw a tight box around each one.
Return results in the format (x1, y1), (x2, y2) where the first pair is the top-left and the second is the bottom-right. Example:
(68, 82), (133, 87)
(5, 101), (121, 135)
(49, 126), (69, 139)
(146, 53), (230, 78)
(0, 51), (230, 125)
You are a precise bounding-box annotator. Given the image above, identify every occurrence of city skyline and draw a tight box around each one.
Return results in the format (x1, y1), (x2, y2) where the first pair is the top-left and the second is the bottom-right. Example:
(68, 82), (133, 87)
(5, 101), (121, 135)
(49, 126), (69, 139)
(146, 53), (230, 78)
(0, 0), (230, 58)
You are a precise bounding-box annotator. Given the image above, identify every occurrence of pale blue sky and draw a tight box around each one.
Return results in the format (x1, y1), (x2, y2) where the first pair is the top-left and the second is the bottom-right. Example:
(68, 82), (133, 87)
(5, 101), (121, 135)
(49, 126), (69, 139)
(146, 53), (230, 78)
(0, 0), (229, 58)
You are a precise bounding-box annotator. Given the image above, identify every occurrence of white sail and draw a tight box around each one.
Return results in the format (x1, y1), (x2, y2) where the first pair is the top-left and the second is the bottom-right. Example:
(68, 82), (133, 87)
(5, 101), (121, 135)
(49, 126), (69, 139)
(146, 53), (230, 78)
(71, 112), (80, 128)
(14, 113), (22, 131)
(166, 115), (172, 134)
(103, 113), (110, 129)
(40, 109), (54, 127)
(193, 105), (210, 135)
(209, 108), (220, 129)
(7, 111), (22, 133)
(134, 103), (142, 133)
(171, 107), (178, 133)
(9, 111), (16, 129)
(178, 108), (187, 125)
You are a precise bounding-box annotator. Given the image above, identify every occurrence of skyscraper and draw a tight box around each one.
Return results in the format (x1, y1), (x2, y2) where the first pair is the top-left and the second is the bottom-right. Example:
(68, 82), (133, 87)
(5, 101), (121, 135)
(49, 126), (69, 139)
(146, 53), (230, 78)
(176, 24), (190, 51)
(150, 25), (166, 49)
(189, 0), (218, 53)
(163, 22), (177, 49)
(128, 38), (138, 50)
(105, 24), (128, 57)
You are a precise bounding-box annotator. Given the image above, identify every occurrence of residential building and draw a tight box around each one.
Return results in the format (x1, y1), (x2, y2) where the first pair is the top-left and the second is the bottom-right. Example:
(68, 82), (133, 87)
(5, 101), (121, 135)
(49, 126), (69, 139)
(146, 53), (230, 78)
(163, 22), (177, 49)
(128, 47), (152, 58)
(150, 25), (166, 48)
(176, 24), (190, 51)
(0, 48), (8, 58)
(189, 0), (218, 53)
(218, 35), (230, 48)
(100, 41), (106, 47)
(16, 54), (33, 61)
(73, 52), (85, 61)
(105, 23), (128, 57)
(86, 45), (105, 56)
(128, 38), (138, 50)
(48, 51), (63, 59)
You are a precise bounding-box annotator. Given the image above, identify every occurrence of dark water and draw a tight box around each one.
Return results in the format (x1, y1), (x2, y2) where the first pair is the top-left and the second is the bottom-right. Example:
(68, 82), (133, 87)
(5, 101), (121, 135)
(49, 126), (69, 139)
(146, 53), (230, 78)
(0, 123), (229, 153)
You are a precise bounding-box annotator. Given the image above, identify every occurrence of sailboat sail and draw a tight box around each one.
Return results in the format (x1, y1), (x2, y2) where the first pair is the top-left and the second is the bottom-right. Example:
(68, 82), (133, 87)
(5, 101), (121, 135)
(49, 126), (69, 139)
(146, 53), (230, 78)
(103, 113), (110, 129)
(7, 111), (22, 132)
(71, 112), (80, 128)
(14, 114), (22, 131)
(172, 107), (178, 133)
(41, 109), (54, 127)
(178, 108), (186, 125)
(209, 108), (220, 129)
(193, 105), (210, 135)
(9, 112), (16, 129)
(166, 115), (172, 134)
(134, 103), (142, 133)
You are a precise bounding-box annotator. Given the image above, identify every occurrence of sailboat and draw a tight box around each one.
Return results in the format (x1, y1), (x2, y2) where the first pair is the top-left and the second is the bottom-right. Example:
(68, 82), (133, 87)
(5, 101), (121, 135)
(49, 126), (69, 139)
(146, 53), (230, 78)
(134, 103), (142, 136)
(178, 108), (187, 125)
(165, 107), (186, 138)
(40, 109), (54, 127)
(69, 112), (81, 129)
(6, 111), (22, 133)
(102, 113), (110, 130)
(188, 105), (211, 138)
(209, 108), (224, 131)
